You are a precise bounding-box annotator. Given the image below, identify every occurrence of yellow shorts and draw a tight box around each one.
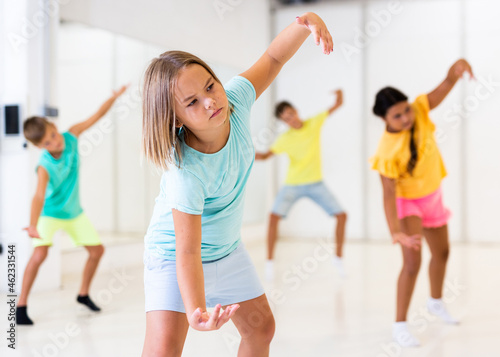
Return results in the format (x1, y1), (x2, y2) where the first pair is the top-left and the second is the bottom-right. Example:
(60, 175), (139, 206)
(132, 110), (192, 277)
(34, 213), (101, 247)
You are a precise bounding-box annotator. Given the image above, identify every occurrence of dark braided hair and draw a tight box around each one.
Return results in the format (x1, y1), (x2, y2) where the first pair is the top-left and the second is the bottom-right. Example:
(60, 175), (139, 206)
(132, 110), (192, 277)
(373, 87), (418, 176)
(407, 125), (418, 175)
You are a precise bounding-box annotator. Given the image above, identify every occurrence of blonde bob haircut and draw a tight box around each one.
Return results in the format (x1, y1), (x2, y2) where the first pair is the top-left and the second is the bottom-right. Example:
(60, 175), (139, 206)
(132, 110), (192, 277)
(142, 50), (225, 170)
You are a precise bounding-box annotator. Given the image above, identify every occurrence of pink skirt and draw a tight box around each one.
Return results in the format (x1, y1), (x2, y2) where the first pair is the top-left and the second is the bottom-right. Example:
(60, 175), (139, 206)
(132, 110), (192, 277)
(396, 187), (451, 228)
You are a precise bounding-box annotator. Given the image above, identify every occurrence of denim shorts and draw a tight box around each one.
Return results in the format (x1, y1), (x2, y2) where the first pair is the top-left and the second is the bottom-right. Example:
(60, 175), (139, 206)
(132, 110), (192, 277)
(144, 243), (265, 313)
(271, 181), (344, 218)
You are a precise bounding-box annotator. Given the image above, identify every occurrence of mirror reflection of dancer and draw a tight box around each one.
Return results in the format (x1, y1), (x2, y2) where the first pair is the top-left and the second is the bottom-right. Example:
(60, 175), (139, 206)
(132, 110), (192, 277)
(255, 90), (347, 279)
(141, 13), (333, 356)
(18, 85), (128, 325)
(370, 59), (473, 347)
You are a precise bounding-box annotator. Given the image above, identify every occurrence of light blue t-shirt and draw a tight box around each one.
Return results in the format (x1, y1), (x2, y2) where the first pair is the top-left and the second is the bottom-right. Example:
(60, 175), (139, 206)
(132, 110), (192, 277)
(37, 131), (83, 219)
(145, 76), (256, 261)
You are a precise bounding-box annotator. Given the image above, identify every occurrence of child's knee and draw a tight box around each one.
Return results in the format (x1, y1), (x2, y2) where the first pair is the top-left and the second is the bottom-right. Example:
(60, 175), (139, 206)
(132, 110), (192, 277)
(252, 315), (275, 344)
(336, 212), (347, 222)
(87, 245), (105, 259)
(403, 259), (422, 277)
(269, 213), (281, 222)
(433, 248), (449, 263)
(32, 246), (49, 264)
(240, 310), (275, 344)
(261, 315), (276, 344)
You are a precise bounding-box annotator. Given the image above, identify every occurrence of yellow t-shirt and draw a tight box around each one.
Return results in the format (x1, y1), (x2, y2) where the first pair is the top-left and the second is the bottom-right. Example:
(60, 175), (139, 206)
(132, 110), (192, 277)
(370, 95), (447, 199)
(271, 111), (328, 185)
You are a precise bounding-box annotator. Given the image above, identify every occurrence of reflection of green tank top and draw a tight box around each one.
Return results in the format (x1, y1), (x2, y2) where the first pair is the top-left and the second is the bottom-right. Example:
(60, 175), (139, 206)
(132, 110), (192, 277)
(37, 132), (83, 219)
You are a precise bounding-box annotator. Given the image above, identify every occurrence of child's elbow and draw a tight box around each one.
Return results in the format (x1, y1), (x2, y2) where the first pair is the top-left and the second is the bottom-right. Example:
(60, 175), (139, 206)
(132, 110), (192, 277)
(33, 193), (45, 204)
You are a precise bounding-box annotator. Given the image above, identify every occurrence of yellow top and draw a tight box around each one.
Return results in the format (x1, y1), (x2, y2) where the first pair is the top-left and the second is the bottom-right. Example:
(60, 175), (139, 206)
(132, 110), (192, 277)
(370, 95), (447, 199)
(271, 111), (328, 185)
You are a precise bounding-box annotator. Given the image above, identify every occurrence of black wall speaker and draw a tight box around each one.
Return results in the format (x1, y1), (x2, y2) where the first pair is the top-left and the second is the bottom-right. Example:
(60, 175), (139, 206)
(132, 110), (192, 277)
(4, 105), (20, 135)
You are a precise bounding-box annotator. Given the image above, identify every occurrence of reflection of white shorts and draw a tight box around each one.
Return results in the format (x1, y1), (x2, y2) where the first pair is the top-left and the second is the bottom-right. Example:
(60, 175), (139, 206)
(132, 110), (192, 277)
(272, 181), (344, 218)
(144, 243), (264, 313)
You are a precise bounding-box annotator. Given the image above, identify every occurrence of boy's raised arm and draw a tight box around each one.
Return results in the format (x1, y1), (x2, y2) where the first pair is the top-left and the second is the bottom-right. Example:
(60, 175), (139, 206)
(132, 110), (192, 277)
(69, 85), (128, 137)
(328, 89), (343, 115)
(255, 151), (274, 160)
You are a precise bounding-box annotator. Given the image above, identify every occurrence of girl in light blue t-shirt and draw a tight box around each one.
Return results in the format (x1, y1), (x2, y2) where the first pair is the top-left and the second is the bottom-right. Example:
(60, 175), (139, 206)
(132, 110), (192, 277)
(141, 13), (333, 356)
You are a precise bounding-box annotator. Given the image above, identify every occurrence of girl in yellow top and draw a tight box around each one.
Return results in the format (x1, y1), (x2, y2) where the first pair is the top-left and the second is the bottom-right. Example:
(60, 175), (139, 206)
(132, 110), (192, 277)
(371, 59), (473, 347)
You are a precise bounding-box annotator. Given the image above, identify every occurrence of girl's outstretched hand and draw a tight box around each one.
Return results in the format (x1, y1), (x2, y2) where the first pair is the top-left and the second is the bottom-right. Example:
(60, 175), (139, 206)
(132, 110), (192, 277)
(296, 13), (333, 55)
(392, 232), (421, 251)
(449, 59), (474, 81)
(188, 304), (240, 331)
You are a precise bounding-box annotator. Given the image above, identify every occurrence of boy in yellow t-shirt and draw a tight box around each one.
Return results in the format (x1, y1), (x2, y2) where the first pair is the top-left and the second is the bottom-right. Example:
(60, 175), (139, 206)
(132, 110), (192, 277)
(256, 90), (347, 279)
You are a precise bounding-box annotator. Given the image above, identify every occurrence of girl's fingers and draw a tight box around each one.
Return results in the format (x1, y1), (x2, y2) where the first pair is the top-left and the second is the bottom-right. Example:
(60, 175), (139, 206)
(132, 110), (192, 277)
(192, 308), (202, 322)
(215, 304), (240, 328)
(322, 31), (329, 53)
(466, 66), (475, 80)
(206, 304), (221, 328)
(228, 304), (240, 318)
(225, 304), (239, 317)
(412, 237), (422, 245)
(319, 29), (328, 53)
(216, 308), (231, 328)
(313, 27), (321, 46)
(295, 16), (305, 26)
(324, 30), (333, 53)
(323, 30), (333, 54)
(296, 14), (333, 53)
(409, 236), (421, 250)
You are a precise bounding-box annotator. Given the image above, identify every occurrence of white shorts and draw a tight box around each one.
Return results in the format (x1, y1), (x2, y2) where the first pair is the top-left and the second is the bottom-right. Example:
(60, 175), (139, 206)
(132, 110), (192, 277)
(144, 243), (265, 313)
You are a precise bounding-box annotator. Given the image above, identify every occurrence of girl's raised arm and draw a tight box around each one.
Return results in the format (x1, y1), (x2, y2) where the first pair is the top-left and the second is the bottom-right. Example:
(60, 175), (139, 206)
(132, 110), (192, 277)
(240, 12), (333, 100)
(427, 59), (474, 110)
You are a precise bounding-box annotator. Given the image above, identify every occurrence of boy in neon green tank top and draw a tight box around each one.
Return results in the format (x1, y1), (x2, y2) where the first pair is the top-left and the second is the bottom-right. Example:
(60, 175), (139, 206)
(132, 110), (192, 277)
(256, 90), (348, 279)
(17, 85), (127, 325)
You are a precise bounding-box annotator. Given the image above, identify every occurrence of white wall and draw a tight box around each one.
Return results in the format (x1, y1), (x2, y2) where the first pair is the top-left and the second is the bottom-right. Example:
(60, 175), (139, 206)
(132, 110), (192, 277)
(463, 0), (500, 242)
(59, 0), (270, 70)
(272, 0), (500, 243)
(272, 3), (366, 241)
(0, 0), (61, 292)
(57, 24), (160, 238)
